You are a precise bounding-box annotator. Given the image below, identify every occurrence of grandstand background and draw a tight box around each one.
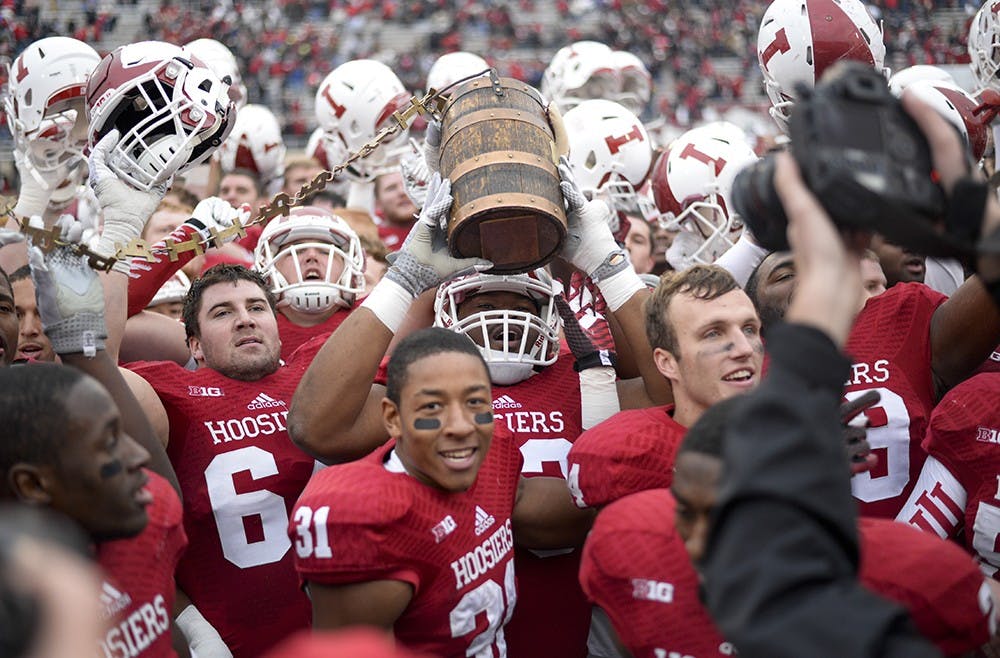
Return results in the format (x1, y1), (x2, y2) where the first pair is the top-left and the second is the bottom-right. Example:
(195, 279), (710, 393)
(0, 0), (983, 168)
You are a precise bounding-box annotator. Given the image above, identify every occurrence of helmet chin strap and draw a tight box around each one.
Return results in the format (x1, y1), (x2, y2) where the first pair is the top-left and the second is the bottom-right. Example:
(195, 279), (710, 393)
(487, 360), (536, 386)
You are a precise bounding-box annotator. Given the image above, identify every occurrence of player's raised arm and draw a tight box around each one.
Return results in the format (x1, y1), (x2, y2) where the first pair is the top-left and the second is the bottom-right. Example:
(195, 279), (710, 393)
(896, 92), (1000, 395)
(288, 174), (492, 462)
(556, 159), (671, 408)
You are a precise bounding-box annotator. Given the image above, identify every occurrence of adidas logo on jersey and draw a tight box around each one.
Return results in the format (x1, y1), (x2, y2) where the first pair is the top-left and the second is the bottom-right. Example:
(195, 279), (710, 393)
(493, 395), (522, 410)
(431, 515), (457, 543)
(247, 393), (286, 410)
(474, 505), (495, 536)
(977, 426), (1000, 444)
(99, 582), (133, 620)
(188, 386), (224, 397)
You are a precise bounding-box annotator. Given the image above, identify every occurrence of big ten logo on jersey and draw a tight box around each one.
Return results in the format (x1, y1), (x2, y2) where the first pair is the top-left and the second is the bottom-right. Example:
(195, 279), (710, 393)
(631, 578), (674, 603)
(188, 385), (224, 397)
(98, 583), (170, 658)
(203, 395), (289, 445)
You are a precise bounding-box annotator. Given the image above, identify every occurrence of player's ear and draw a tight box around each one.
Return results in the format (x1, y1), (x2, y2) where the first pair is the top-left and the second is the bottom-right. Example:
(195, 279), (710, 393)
(382, 398), (403, 439)
(7, 464), (54, 505)
(653, 346), (680, 382)
(188, 335), (204, 363)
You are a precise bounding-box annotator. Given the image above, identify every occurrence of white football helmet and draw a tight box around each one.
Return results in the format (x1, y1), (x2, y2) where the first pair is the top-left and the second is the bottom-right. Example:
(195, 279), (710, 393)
(541, 40), (618, 112)
(426, 51), (489, 92)
(563, 99), (656, 221)
(887, 64), (955, 96)
(895, 80), (989, 162)
(148, 270), (191, 308)
(434, 270), (561, 385)
(757, 0), (886, 133)
(86, 41), (236, 191)
(3, 37), (100, 183)
(254, 206), (365, 313)
(612, 50), (652, 116)
(185, 38), (247, 108)
(314, 59), (410, 181)
(651, 125), (758, 269)
(218, 103), (286, 189)
(970, 1), (1000, 92)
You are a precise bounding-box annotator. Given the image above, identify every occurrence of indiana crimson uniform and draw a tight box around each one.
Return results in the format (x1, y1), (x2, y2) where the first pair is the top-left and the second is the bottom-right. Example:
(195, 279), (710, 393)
(292, 433), (522, 657)
(858, 517), (993, 656)
(97, 470), (187, 658)
(897, 372), (1000, 577)
(375, 349), (591, 658)
(580, 489), (734, 658)
(276, 305), (352, 361)
(844, 282), (946, 519)
(566, 405), (686, 509)
(582, 490), (992, 657)
(494, 351), (589, 658)
(128, 343), (322, 657)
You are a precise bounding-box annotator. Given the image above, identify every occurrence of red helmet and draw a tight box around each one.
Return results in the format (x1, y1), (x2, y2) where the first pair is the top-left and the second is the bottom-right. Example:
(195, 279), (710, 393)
(86, 41), (235, 190)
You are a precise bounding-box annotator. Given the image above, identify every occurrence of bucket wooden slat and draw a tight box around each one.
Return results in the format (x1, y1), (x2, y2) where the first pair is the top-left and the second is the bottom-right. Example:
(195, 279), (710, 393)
(438, 76), (567, 273)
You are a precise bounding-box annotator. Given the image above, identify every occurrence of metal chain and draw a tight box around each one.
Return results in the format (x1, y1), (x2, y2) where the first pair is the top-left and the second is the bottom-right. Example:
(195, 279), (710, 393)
(0, 82), (461, 271)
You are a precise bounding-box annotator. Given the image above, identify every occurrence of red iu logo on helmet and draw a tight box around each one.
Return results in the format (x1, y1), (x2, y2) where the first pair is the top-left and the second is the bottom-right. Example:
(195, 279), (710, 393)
(760, 27), (791, 67)
(678, 143), (727, 176)
(320, 86), (347, 119)
(604, 124), (644, 155)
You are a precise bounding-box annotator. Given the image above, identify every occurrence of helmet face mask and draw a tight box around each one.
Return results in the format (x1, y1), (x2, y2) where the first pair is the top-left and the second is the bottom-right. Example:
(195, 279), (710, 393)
(434, 271), (561, 385)
(86, 42), (235, 191)
(254, 208), (365, 314)
(651, 125), (758, 269)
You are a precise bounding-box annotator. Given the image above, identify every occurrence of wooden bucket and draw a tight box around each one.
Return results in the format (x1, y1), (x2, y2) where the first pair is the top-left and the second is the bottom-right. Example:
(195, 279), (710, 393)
(437, 76), (567, 273)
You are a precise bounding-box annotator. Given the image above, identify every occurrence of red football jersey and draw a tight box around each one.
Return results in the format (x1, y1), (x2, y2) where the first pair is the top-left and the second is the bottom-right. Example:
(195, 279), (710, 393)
(580, 489), (735, 658)
(128, 348), (322, 657)
(276, 305), (352, 362)
(493, 351), (589, 658)
(844, 282), (946, 519)
(97, 471), (187, 658)
(567, 405), (686, 509)
(858, 517), (993, 656)
(292, 433), (523, 658)
(897, 372), (1000, 577)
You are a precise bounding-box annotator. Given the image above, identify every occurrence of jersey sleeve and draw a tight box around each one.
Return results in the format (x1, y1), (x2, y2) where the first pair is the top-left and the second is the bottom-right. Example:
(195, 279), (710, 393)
(580, 490), (730, 658)
(291, 465), (419, 588)
(895, 455), (967, 539)
(567, 412), (677, 509)
(145, 470), (188, 564)
(859, 518), (992, 656)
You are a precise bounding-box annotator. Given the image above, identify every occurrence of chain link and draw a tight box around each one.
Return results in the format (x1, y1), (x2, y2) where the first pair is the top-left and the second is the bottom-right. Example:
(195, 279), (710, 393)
(1, 86), (454, 271)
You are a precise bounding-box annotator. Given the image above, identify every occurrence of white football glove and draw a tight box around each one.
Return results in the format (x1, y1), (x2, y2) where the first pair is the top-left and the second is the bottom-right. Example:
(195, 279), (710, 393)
(558, 156), (627, 280)
(27, 226), (107, 357)
(400, 138), (431, 207)
(11, 151), (78, 219)
(423, 119), (442, 175)
(384, 172), (492, 297)
(186, 197), (250, 246)
(89, 129), (168, 273)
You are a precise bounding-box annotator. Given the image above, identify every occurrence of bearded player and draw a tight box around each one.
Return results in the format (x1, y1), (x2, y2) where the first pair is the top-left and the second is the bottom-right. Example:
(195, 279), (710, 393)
(291, 327), (592, 657)
(123, 204), (366, 364)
